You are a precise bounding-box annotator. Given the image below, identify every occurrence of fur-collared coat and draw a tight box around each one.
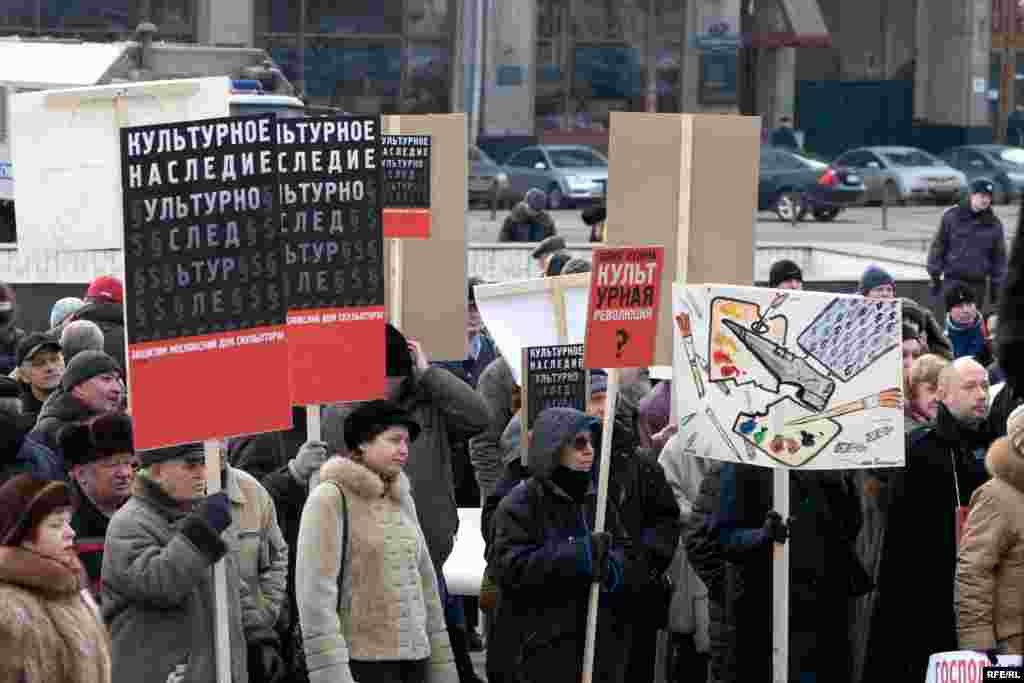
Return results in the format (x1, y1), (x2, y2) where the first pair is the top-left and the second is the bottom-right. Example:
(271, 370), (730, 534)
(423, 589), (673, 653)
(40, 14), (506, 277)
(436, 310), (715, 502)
(295, 456), (456, 683)
(0, 547), (111, 683)
(956, 435), (1024, 652)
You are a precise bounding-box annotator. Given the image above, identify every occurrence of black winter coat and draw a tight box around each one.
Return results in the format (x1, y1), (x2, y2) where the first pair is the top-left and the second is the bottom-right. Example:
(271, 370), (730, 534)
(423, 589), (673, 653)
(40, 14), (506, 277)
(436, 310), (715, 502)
(498, 203), (556, 243)
(489, 477), (631, 683)
(927, 204), (1008, 296)
(72, 301), (127, 372)
(865, 405), (992, 683)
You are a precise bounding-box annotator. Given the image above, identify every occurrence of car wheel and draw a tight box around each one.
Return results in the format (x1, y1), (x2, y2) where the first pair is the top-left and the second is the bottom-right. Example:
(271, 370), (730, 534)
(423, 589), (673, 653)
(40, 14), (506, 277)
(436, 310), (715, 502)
(547, 185), (565, 210)
(774, 192), (804, 223)
(883, 181), (904, 206)
(813, 207), (841, 222)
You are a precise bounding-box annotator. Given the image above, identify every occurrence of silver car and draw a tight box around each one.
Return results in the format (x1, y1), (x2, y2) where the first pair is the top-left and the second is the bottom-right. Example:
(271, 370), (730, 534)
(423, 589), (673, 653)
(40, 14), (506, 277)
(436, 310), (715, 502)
(502, 145), (608, 209)
(832, 146), (967, 205)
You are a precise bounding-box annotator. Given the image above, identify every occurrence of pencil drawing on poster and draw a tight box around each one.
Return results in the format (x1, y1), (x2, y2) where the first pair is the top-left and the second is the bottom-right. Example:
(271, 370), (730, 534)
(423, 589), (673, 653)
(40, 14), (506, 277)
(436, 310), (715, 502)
(672, 284), (905, 470)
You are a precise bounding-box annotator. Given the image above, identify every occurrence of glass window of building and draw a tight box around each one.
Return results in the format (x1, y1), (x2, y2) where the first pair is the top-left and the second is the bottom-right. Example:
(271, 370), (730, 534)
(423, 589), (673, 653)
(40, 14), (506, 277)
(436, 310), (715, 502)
(0, 0), (193, 39)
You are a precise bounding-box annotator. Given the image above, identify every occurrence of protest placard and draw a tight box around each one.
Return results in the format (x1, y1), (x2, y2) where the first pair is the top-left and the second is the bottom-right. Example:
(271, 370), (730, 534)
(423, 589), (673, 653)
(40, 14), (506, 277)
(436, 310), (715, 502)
(120, 114), (291, 449)
(382, 134), (431, 238)
(276, 116), (386, 405)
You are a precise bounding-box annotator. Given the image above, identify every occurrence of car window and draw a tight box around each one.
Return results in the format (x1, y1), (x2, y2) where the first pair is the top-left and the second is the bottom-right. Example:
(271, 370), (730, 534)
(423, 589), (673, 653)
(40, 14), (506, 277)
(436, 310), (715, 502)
(547, 148), (607, 168)
(940, 150), (960, 166)
(772, 151), (809, 170)
(964, 151), (989, 168)
(508, 149), (544, 168)
(836, 151), (866, 168)
(880, 149), (938, 167)
(998, 148), (1024, 168)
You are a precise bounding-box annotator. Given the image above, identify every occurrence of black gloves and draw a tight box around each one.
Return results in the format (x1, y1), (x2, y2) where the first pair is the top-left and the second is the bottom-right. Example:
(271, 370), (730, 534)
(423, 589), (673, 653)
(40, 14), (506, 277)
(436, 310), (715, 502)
(248, 642), (286, 683)
(590, 531), (612, 584)
(195, 492), (232, 534)
(760, 511), (790, 545)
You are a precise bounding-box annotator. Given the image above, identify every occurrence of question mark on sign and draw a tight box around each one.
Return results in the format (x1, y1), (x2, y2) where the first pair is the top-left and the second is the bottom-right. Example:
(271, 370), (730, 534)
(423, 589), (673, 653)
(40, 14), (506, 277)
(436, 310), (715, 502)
(615, 329), (630, 358)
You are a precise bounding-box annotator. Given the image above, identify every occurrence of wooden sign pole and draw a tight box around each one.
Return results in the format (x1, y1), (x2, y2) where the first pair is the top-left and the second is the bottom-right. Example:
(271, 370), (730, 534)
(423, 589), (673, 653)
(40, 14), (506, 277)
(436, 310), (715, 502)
(581, 366), (620, 683)
(520, 348), (530, 464)
(773, 469), (791, 683)
(204, 439), (232, 683)
(389, 238), (404, 327)
(306, 404), (322, 441)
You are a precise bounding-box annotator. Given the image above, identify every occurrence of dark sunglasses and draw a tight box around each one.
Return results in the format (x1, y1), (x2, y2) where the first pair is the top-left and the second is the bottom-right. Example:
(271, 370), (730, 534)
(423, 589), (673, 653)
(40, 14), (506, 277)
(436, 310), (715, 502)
(573, 434), (593, 450)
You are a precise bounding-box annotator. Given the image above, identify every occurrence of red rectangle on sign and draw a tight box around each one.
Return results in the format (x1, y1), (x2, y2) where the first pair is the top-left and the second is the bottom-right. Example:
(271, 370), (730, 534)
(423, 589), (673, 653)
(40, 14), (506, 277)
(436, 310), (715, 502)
(288, 306), (387, 405)
(384, 208), (432, 238)
(584, 246), (665, 368)
(128, 326), (292, 450)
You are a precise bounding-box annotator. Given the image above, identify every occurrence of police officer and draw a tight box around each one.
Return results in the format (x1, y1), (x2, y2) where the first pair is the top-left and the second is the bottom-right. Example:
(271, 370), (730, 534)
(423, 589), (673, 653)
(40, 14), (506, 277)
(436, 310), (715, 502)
(927, 179), (1008, 313)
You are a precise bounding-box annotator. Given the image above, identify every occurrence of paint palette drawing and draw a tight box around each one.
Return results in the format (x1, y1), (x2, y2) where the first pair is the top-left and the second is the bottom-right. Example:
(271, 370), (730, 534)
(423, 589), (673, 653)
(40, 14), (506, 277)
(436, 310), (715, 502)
(797, 297), (900, 382)
(733, 395), (841, 467)
(709, 297), (787, 383)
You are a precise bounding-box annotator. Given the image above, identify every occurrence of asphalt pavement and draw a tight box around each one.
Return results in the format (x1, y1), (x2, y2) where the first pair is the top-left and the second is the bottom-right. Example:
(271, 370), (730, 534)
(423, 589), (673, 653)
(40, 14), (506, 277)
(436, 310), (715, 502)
(467, 203), (1022, 252)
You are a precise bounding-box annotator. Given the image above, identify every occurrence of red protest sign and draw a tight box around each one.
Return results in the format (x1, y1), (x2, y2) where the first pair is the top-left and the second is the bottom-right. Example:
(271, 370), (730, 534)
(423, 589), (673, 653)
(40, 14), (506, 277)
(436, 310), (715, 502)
(584, 246), (665, 368)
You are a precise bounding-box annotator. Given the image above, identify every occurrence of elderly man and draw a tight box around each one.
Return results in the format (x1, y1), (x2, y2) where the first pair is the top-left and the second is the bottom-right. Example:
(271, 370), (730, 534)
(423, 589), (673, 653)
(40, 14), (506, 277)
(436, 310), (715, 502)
(33, 350), (123, 451)
(866, 357), (995, 681)
(14, 333), (64, 421)
(60, 319), (106, 365)
(61, 412), (136, 598)
(103, 443), (246, 683)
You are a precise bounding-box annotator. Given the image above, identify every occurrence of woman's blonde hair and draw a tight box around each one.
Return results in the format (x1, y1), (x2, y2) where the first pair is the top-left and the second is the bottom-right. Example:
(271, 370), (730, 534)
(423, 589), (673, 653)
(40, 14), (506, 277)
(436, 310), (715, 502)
(907, 353), (950, 398)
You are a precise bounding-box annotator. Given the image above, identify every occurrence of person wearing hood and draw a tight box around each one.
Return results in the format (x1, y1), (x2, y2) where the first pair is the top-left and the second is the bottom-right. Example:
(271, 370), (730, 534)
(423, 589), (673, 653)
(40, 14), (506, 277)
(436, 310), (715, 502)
(60, 413), (136, 599)
(498, 188), (557, 243)
(48, 296), (85, 334)
(15, 332), (64, 421)
(955, 403), (1024, 656)
(69, 276), (127, 373)
(0, 282), (26, 376)
(945, 283), (993, 366)
(24, 350), (123, 475)
(488, 407), (631, 683)
(865, 357), (994, 681)
(902, 296), (954, 360)
(0, 474), (112, 683)
(296, 401), (456, 683)
(928, 179), (1008, 312)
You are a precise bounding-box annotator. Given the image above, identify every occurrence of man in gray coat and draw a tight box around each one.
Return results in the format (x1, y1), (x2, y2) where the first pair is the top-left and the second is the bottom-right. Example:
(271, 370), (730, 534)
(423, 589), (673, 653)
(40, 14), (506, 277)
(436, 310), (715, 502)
(102, 443), (248, 683)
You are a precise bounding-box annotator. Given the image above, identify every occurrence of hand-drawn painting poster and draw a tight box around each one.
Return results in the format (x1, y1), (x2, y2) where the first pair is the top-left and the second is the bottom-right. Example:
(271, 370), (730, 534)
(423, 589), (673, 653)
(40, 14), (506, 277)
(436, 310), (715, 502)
(277, 116), (386, 404)
(121, 114), (292, 449)
(671, 283), (905, 469)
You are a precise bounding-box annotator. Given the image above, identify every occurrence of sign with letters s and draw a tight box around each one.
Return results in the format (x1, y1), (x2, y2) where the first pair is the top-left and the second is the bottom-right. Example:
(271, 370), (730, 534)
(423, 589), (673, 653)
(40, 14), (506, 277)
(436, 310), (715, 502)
(584, 246), (665, 369)
(276, 116), (386, 405)
(120, 114), (292, 449)
(382, 134), (431, 238)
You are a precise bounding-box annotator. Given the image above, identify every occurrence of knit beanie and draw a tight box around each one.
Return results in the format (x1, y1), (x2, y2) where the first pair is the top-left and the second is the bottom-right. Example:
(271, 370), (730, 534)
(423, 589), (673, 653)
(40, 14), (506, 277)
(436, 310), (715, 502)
(85, 276), (124, 304)
(859, 265), (895, 294)
(561, 258), (592, 275)
(525, 188), (548, 212)
(769, 259), (803, 288)
(944, 282), (976, 312)
(0, 475), (77, 547)
(386, 324), (414, 378)
(590, 369), (609, 396)
(61, 350), (121, 392)
(49, 297), (84, 329)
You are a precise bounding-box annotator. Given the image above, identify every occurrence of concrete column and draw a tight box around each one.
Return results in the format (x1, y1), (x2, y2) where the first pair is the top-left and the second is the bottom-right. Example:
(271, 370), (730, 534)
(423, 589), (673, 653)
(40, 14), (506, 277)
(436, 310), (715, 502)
(481, 0), (536, 135)
(196, 0), (254, 47)
(755, 0), (796, 124)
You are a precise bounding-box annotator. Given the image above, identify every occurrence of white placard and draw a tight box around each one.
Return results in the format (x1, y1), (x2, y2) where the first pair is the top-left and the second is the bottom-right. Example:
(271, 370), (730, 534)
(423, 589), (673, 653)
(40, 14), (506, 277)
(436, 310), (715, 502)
(672, 283), (905, 470)
(11, 77), (231, 251)
(925, 651), (1022, 683)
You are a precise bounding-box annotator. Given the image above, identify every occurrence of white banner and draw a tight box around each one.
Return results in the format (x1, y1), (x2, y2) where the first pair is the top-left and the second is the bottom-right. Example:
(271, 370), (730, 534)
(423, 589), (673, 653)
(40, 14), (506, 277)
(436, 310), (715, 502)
(925, 651), (1022, 683)
(672, 283), (905, 469)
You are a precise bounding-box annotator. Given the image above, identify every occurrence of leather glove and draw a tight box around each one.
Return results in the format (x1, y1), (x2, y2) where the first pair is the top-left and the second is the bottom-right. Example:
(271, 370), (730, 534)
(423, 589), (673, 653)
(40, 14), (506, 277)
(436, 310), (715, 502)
(590, 531), (612, 584)
(195, 492), (231, 534)
(930, 276), (942, 296)
(289, 439), (330, 485)
(760, 511), (789, 545)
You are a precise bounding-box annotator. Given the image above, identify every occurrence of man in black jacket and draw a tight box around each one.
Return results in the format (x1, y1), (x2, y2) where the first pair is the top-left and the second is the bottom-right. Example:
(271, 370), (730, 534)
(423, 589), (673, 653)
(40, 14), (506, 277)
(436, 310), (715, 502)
(927, 180), (1008, 313)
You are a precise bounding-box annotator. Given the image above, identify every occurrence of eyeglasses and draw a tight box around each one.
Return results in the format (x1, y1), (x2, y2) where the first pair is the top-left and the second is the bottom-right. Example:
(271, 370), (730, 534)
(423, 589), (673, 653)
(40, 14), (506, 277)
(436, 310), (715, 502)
(573, 434), (593, 451)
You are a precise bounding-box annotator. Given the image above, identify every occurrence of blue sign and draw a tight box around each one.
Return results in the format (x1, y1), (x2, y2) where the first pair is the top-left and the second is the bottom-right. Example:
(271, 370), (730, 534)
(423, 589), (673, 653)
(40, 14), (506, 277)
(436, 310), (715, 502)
(497, 65), (524, 87)
(693, 19), (742, 53)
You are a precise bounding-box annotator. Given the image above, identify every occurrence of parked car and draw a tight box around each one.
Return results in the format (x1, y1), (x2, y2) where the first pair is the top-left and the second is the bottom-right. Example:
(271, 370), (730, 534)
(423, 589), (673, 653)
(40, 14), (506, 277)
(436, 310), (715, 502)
(832, 146), (967, 205)
(939, 144), (1024, 204)
(759, 147), (866, 222)
(502, 144), (608, 209)
(469, 145), (509, 205)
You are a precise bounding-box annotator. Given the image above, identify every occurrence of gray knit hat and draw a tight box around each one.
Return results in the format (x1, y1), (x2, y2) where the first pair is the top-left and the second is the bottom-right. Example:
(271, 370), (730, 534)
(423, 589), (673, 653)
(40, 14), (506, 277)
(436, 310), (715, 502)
(61, 350), (121, 392)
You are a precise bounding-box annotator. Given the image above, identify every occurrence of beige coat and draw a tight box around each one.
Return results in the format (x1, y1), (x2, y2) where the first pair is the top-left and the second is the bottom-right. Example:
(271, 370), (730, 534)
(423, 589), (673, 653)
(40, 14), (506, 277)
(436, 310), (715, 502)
(0, 548), (111, 683)
(955, 436), (1024, 652)
(296, 456), (456, 683)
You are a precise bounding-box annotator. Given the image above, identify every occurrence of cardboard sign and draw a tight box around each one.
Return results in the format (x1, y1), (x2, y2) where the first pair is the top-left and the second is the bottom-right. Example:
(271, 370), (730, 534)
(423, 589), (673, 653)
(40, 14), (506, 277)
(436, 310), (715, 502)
(671, 283), (905, 469)
(382, 134), (431, 238)
(276, 117), (386, 405)
(121, 114), (291, 449)
(523, 344), (588, 427)
(584, 246), (665, 368)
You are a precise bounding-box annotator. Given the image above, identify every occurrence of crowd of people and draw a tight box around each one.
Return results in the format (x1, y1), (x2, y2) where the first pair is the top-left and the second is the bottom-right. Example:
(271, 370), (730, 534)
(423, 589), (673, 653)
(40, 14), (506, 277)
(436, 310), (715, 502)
(0, 177), (1021, 683)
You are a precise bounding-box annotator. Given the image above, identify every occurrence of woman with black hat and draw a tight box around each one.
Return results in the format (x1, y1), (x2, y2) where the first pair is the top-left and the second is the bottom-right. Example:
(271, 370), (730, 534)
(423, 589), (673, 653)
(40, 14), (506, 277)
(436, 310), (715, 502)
(296, 400), (457, 683)
(0, 474), (111, 683)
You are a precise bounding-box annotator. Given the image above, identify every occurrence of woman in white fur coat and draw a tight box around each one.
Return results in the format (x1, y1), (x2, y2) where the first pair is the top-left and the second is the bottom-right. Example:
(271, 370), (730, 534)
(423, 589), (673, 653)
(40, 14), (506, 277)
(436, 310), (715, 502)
(296, 400), (457, 683)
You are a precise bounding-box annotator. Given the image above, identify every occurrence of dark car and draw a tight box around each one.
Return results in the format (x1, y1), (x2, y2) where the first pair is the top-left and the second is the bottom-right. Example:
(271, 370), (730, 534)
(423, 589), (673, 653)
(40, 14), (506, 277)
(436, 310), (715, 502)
(939, 144), (1024, 204)
(759, 147), (866, 222)
(468, 145), (509, 206)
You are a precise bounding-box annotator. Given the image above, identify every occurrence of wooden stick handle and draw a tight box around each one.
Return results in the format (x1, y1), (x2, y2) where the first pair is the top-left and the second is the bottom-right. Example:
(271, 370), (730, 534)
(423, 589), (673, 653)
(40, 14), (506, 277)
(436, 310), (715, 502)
(204, 440), (232, 683)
